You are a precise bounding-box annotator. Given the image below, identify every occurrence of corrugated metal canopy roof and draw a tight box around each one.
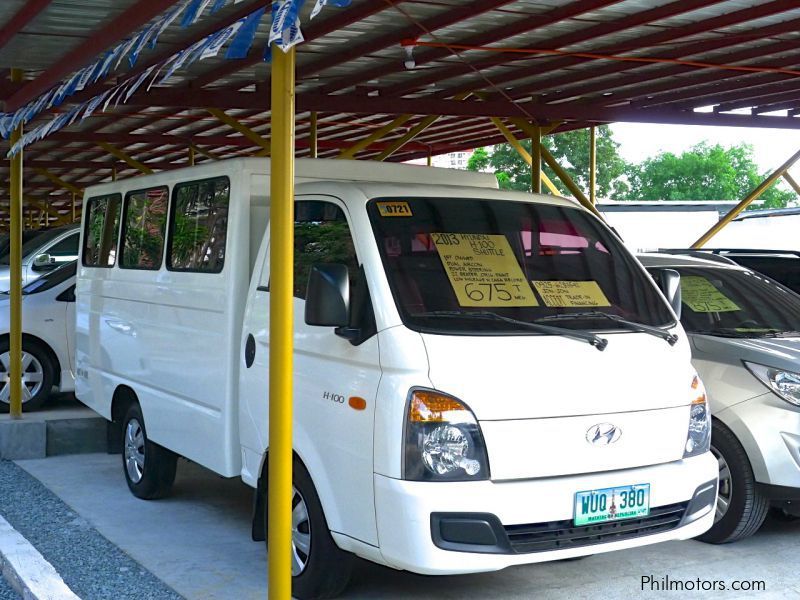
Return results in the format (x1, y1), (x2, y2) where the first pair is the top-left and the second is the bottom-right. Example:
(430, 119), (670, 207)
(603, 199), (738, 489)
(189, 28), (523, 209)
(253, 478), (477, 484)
(2, 0), (800, 225)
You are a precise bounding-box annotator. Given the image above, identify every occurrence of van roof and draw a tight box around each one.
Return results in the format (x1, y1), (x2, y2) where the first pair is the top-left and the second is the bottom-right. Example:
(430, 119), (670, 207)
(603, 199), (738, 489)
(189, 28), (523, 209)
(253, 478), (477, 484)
(83, 156), (499, 196)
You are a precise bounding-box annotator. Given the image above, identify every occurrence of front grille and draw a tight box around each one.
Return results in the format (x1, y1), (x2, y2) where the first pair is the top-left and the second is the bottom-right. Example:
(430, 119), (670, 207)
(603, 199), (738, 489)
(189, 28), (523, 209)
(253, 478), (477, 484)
(504, 502), (688, 554)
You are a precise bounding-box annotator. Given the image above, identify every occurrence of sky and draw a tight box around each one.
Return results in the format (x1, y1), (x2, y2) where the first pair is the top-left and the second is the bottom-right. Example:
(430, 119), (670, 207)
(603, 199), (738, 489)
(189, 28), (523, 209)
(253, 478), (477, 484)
(610, 122), (800, 175)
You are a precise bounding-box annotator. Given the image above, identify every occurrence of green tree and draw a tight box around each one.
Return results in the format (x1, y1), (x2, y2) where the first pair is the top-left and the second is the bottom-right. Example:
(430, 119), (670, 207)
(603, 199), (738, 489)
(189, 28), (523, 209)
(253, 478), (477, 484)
(626, 142), (795, 208)
(467, 125), (629, 197)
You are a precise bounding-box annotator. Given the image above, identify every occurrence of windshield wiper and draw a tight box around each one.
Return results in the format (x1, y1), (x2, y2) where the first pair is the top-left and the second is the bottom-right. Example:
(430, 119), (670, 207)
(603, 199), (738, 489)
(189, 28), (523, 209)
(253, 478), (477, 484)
(536, 311), (678, 346)
(412, 310), (608, 351)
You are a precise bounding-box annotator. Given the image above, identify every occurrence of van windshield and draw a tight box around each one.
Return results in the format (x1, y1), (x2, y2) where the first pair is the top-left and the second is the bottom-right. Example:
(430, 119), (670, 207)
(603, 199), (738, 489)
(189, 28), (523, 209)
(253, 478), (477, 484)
(650, 266), (800, 338)
(368, 197), (673, 334)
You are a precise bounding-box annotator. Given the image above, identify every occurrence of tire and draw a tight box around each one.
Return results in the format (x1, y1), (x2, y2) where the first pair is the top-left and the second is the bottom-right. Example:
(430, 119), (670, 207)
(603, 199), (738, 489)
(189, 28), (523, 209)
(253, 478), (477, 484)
(696, 420), (769, 544)
(264, 458), (353, 600)
(121, 402), (178, 500)
(0, 338), (55, 413)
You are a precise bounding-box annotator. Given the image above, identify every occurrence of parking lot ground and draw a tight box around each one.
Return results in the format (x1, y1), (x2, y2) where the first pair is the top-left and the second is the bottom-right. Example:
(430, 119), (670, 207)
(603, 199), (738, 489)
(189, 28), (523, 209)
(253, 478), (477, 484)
(9, 453), (800, 599)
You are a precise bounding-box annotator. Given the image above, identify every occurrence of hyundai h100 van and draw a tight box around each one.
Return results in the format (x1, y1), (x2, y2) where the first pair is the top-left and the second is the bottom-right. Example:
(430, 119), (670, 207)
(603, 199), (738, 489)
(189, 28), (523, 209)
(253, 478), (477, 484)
(75, 158), (717, 599)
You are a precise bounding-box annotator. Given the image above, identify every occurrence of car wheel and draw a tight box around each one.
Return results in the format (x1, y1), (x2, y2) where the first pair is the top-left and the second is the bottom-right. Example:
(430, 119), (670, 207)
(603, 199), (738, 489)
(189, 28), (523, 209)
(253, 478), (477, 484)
(696, 420), (769, 544)
(0, 339), (55, 413)
(265, 459), (353, 600)
(122, 402), (178, 500)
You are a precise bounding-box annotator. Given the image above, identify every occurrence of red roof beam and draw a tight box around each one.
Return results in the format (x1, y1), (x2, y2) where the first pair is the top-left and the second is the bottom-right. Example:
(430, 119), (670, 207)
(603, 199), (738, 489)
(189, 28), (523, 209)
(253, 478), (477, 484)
(433, 0), (798, 103)
(5, 0), (182, 112)
(318, 0), (625, 96)
(0, 0), (53, 52)
(527, 19), (800, 107)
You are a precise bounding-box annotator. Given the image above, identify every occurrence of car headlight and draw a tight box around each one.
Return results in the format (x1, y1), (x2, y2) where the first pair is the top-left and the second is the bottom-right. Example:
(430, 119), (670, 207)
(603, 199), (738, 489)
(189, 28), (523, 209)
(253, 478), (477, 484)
(684, 373), (711, 458)
(745, 362), (800, 407)
(403, 389), (490, 482)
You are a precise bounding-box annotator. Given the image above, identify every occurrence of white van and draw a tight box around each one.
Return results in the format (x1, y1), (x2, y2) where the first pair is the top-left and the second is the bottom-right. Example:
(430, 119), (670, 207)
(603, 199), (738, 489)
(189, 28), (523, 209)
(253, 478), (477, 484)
(76, 158), (717, 599)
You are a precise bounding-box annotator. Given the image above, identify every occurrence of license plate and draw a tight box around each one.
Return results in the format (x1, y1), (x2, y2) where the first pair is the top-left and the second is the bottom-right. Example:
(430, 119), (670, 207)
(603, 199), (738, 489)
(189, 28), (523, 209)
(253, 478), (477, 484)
(574, 483), (650, 526)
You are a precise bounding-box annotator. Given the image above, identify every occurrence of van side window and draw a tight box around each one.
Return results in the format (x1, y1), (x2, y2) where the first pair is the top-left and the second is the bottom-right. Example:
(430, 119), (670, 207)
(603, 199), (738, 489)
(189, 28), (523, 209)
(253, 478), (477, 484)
(294, 201), (358, 300)
(82, 194), (122, 267)
(120, 186), (169, 270)
(167, 177), (230, 273)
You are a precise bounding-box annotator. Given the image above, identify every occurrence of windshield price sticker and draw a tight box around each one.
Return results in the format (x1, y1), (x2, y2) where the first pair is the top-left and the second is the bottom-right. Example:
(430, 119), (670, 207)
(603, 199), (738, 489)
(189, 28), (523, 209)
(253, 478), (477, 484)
(532, 280), (611, 308)
(377, 201), (413, 217)
(680, 275), (741, 313)
(432, 233), (539, 307)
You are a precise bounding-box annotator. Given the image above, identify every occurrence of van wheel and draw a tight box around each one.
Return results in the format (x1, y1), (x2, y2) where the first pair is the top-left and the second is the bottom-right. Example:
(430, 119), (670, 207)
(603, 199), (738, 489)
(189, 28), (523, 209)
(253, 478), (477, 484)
(696, 421), (768, 544)
(265, 459), (353, 600)
(0, 339), (55, 413)
(122, 403), (177, 500)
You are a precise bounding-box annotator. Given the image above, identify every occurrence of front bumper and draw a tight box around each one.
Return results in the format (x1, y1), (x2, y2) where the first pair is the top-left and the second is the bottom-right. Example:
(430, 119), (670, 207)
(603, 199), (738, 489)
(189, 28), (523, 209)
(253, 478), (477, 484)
(374, 453), (717, 575)
(717, 391), (800, 490)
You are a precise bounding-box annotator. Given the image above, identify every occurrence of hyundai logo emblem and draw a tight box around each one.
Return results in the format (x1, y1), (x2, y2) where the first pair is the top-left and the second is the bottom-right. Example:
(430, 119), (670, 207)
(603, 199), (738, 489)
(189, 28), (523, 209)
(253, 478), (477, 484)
(586, 423), (622, 446)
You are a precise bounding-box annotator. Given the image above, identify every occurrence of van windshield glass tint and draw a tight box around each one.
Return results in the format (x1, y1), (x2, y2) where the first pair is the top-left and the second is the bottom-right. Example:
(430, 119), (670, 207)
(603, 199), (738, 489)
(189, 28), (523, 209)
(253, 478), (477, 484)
(656, 266), (800, 337)
(368, 197), (673, 334)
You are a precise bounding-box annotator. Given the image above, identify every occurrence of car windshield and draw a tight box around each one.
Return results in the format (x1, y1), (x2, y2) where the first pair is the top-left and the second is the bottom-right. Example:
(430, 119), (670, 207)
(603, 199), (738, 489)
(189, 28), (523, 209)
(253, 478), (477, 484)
(650, 266), (800, 337)
(20, 260), (77, 295)
(0, 229), (66, 265)
(368, 197), (673, 334)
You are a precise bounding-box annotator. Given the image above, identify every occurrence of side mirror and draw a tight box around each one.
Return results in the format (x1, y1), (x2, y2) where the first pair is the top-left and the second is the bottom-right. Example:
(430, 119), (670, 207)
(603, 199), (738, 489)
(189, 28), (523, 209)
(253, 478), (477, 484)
(32, 253), (55, 271)
(305, 264), (350, 328)
(656, 268), (682, 319)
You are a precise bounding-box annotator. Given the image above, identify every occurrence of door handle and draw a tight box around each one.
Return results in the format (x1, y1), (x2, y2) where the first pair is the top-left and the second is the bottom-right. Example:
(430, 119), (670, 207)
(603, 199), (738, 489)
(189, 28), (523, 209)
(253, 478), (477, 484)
(245, 334), (256, 368)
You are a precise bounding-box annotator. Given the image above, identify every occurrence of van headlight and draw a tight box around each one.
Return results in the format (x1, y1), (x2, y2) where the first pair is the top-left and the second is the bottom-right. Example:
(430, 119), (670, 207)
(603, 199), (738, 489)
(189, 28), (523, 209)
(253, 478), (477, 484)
(403, 389), (490, 482)
(745, 362), (800, 407)
(684, 373), (711, 458)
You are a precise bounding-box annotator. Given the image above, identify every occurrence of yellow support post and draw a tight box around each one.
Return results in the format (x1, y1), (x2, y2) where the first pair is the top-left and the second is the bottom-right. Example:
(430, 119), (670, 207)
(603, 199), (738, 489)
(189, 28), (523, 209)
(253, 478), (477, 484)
(98, 143), (153, 175)
(589, 126), (596, 205)
(783, 171), (800, 196)
(427, 148), (432, 166)
(207, 107), (271, 156)
(33, 168), (82, 196)
(374, 93), (473, 162)
(191, 144), (220, 162)
(268, 44), (295, 600)
(308, 111), (318, 159)
(692, 148), (800, 248)
(489, 117), (560, 195)
(337, 114), (413, 160)
(9, 68), (23, 418)
(189, 145), (195, 166)
(72, 192), (76, 223)
(112, 165), (117, 181)
(531, 124), (542, 194)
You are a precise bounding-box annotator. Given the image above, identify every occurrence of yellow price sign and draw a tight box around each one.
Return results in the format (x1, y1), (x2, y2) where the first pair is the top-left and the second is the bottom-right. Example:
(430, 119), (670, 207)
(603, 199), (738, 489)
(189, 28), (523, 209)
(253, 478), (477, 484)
(532, 280), (611, 308)
(432, 233), (538, 307)
(680, 275), (741, 313)
(376, 201), (413, 217)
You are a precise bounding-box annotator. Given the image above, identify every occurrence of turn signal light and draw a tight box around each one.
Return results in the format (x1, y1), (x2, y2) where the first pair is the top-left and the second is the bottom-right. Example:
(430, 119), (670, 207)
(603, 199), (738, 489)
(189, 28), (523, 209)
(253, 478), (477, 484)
(349, 396), (367, 411)
(408, 391), (465, 422)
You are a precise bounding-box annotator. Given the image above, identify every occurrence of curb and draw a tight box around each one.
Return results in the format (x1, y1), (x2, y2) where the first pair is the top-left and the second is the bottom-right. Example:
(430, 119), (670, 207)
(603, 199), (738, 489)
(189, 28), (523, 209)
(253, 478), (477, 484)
(0, 514), (80, 600)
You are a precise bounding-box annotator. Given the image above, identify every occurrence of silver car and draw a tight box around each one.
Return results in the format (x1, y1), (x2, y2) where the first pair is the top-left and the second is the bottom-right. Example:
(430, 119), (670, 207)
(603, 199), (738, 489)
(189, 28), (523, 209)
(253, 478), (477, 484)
(0, 225), (80, 293)
(640, 253), (800, 543)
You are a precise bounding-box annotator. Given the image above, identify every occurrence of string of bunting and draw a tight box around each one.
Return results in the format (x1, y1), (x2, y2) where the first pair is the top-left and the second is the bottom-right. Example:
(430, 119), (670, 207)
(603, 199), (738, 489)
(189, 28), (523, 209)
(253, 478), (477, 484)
(3, 0), (350, 156)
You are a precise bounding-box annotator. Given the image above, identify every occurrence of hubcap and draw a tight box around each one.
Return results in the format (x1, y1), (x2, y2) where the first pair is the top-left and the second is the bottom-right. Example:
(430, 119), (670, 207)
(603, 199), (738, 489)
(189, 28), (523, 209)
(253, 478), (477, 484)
(713, 446), (732, 523)
(291, 486), (311, 576)
(0, 351), (44, 405)
(124, 418), (146, 484)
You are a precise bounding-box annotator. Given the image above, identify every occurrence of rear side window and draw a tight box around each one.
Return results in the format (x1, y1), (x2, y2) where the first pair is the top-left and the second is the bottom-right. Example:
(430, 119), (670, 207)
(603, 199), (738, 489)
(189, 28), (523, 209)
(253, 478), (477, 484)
(167, 177), (230, 273)
(120, 186), (169, 270)
(82, 194), (122, 267)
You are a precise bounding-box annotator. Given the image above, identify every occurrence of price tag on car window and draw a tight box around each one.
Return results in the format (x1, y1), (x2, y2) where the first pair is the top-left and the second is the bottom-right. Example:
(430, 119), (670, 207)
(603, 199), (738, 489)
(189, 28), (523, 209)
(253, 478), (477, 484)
(680, 275), (741, 313)
(532, 280), (611, 308)
(432, 233), (538, 307)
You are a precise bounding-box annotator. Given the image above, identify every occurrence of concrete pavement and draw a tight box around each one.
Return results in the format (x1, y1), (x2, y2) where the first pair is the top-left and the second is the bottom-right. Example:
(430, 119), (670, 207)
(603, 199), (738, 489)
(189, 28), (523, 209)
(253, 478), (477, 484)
(15, 453), (800, 599)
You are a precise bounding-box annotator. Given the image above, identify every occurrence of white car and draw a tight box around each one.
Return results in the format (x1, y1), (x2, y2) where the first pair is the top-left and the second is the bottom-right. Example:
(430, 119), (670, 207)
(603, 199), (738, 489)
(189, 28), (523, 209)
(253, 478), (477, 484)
(641, 253), (800, 543)
(0, 226), (80, 293)
(0, 260), (75, 412)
